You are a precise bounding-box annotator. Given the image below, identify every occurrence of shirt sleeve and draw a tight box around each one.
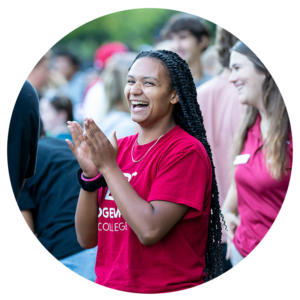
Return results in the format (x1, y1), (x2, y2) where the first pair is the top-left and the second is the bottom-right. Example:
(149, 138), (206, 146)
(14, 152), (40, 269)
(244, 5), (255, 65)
(24, 83), (40, 178)
(8, 80), (40, 200)
(17, 182), (36, 211)
(147, 150), (211, 219)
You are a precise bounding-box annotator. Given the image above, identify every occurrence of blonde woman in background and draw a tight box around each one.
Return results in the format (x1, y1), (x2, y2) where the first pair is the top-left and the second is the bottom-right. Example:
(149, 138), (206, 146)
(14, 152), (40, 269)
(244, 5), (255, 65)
(98, 52), (139, 139)
(222, 41), (293, 266)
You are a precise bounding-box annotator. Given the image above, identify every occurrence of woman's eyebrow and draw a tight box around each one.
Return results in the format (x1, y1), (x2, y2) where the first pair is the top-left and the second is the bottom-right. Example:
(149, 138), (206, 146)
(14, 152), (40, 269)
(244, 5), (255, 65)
(127, 75), (160, 83)
(143, 76), (159, 83)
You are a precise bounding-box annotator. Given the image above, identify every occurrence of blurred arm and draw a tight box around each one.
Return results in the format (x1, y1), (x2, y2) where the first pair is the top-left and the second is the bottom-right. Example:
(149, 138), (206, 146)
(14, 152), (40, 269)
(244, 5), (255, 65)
(21, 210), (35, 234)
(222, 180), (238, 214)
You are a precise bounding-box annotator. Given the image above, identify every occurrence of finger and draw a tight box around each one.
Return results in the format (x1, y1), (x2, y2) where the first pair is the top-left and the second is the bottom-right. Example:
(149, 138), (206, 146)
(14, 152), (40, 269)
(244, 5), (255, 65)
(66, 122), (81, 147)
(110, 131), (118, 151)
(87, 118), (106, 139)
(72, 121), (84, 145)
(82, 132), (94, 149)
(67, 124), (77, 143)
(65, 139), (75, 154)
(84, 119), (98, 147)
(73, 121), (84, 135)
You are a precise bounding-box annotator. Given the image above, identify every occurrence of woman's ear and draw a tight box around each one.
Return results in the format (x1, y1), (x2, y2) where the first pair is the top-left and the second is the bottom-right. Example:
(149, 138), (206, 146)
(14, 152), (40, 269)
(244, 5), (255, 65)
(170, 91), (179, 105)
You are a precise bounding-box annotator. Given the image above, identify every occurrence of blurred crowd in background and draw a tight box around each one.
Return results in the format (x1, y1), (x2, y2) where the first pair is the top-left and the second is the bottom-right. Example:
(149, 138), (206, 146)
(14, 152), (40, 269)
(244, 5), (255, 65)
(28, 10), (223, 141)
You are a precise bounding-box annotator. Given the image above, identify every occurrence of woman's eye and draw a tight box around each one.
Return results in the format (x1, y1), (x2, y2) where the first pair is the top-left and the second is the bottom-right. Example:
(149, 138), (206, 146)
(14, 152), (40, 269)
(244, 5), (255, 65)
(127, 80), (134, 84)
(145, 82), (154, 86)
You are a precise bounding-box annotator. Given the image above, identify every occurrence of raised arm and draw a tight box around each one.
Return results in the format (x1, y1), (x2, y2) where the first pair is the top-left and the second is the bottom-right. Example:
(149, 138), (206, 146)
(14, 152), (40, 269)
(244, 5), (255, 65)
(82, 118), (190, 246)
(66, 121), (100, 249)
(222, 180), (239, 216)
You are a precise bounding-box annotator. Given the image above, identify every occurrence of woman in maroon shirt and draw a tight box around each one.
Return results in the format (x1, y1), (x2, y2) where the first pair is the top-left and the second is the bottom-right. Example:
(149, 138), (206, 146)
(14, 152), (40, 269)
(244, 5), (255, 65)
(222, 41), (292, 266)
(66, 50), (224, 292)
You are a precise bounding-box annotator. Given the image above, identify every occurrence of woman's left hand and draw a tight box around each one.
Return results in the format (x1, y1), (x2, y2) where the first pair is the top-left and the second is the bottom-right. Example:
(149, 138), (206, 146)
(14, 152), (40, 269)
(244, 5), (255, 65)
(83, 117), (119, 173)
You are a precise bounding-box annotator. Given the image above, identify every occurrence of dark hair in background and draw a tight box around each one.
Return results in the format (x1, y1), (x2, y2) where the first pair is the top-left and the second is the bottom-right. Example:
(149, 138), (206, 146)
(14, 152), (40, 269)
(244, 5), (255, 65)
(130, 50), (224, 281)
(232, 41), (290, 180)
(161, 13), (210, 49)
(217, 28), (239, 68)
(54, 51), (80, 68)
(49, 95), (74, 122)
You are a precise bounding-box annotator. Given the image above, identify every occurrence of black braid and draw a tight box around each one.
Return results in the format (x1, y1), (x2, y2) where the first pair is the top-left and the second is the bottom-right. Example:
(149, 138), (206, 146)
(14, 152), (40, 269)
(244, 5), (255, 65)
(130, 50), (224, 281)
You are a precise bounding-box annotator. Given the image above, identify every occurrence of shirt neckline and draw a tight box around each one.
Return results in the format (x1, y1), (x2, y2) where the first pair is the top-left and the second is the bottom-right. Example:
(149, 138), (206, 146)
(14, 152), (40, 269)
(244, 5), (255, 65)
(249, 113), (263, 142)
(134, 125), (180, 152)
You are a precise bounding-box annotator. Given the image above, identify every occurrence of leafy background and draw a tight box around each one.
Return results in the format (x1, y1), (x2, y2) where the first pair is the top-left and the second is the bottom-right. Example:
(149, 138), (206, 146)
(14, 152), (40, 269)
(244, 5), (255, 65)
(52, 8), (216, 68)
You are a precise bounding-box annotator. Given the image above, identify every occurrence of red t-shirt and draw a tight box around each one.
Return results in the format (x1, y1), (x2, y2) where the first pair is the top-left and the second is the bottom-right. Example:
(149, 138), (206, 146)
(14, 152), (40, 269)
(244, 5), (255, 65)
(233, 114), (293, 257)
(95, 125), (212, 293)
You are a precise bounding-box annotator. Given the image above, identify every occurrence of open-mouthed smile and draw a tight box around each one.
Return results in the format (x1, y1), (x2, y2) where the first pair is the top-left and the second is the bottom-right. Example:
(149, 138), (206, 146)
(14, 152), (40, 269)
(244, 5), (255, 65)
(131, 100), (149, 112)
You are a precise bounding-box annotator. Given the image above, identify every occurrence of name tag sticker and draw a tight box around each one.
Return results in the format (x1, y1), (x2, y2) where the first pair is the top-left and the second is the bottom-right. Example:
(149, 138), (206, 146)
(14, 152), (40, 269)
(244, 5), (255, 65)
(233, 154), (251, 165)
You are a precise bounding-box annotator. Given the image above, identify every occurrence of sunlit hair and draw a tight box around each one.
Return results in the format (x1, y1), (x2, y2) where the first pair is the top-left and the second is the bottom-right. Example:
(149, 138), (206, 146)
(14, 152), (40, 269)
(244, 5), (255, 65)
(231, 41), (291, 180)
(216, 27), (239, 68)
(129, 50), (224, 281)
(103, 52), (137, 114)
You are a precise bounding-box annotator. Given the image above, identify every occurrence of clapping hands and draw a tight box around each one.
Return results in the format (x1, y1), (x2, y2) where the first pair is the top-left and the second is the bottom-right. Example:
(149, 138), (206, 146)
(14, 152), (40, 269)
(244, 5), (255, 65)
(66, 118), (119, 177)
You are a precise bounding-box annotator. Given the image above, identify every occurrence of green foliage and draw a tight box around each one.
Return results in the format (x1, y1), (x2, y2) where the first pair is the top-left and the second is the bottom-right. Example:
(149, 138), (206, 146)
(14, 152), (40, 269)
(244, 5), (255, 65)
(53, 8), (216, 63)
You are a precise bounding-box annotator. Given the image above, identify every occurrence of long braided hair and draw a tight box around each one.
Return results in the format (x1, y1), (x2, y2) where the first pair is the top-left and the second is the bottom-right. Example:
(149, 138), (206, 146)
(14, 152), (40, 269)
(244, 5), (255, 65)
(130, 50), (224, 281)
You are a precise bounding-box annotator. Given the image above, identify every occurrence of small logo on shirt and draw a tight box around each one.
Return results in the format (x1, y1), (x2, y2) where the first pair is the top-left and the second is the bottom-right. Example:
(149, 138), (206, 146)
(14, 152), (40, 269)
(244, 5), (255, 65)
(105, 172), (138, 200)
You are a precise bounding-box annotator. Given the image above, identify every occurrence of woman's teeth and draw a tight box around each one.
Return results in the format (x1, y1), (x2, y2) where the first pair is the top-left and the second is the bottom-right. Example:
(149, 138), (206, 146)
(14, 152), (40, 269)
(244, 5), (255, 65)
(132, 101), (148, 106)
(131, 101), (149, 111)
(236, 84), (244, 91)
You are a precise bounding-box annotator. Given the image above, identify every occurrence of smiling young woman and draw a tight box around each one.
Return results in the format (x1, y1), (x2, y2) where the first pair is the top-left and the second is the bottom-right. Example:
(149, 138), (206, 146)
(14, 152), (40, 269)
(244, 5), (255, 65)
(222, 41), (292, 266)
(66, 50), (223, 293)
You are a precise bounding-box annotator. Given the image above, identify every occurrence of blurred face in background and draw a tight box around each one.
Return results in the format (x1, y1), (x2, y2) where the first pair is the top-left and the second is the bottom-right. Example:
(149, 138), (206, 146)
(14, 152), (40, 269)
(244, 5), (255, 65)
(53, 56), (77, 81)
(27, 58), (50, 92)
(229, 51), (265, 108)
(169, 30), (203, 65)
(40, 98), (67, 132)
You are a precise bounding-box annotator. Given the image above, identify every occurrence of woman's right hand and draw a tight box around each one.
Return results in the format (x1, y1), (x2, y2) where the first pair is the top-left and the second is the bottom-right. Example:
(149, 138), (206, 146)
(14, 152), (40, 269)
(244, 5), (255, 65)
(66, 121), (100, 178)
(224, 212), (240, 260)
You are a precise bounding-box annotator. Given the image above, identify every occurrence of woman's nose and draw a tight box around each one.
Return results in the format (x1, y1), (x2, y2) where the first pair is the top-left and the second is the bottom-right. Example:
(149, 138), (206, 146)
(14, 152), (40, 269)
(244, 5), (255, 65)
(170, 38), (180, 53)
(228, 71), (236, 83)
(130, 83), (142, 95)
